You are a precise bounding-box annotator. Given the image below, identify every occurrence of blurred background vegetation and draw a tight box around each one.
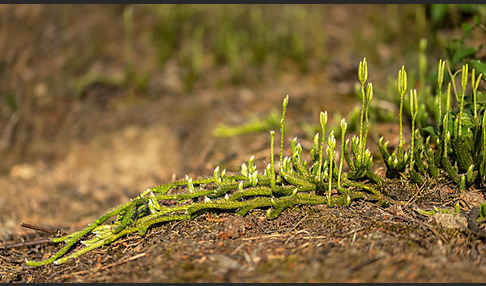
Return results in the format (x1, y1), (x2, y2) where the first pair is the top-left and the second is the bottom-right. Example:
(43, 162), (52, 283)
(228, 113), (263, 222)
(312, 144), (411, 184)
(0, 4), (485, 171)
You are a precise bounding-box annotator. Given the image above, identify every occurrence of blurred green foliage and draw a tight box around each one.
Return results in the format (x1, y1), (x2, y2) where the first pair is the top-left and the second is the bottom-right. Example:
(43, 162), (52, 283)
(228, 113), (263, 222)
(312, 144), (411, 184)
(426, 4), (486, 72)
(213, 110), (280, 137)
(151, 5), (328, 91)
(429, 4), (486, 29)
(2, 92), (18, 112)
(376, 4), (486, 129)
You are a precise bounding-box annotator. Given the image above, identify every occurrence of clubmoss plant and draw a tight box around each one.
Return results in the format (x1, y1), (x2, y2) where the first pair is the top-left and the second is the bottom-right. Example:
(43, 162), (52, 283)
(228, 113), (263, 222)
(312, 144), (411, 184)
(338, 119), (347, 190)
(389, 58), (486, 190)
(301, 105), (364, 142)
(25, 58), (486, 267)
(408, 89), (418, 172)
(27, 60), (391, 267)
(378, 66), (410, 178)
(344, 58), (378, 183)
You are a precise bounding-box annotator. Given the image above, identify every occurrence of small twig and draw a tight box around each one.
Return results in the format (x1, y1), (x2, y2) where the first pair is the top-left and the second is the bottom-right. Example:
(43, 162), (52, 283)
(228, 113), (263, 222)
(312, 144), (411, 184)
(111, 235), (139, 247)
(287, 214), (308, 232)
(337, 226), (366, 238)
(0, 239), (53, 249)
(404, 180), (426, 207)
(351, 231), (357, 245)
(241, 233), (290, 241)
(21, 223), (58, 235)
(284, 229), (311, 244)
(301, 235), (328, 240)
(441, 197), (460, 207)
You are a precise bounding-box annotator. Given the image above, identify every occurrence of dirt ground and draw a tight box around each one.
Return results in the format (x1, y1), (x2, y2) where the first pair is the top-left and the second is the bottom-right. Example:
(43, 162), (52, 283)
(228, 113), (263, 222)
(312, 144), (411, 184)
(1, 5), (486, 282)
